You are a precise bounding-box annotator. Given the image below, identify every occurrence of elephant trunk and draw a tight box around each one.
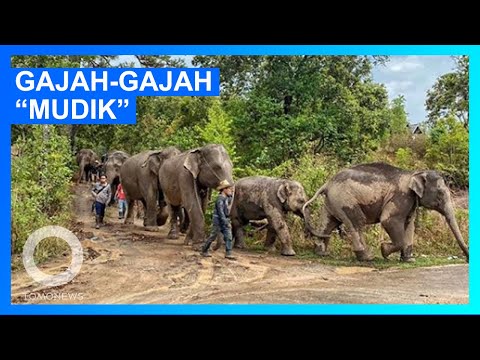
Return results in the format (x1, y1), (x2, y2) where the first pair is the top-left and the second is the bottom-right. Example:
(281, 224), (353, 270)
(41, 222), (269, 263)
(443, 205), (469, 262)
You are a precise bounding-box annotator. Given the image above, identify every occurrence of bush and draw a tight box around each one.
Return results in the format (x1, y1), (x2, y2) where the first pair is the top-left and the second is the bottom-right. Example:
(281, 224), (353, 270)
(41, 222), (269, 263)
(11, 126), (73, 261)
(425, 117), (469, 189)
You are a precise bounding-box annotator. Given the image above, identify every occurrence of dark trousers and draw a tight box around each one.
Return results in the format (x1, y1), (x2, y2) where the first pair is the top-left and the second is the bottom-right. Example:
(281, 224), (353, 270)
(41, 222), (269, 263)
(203, 223), (232, 253)
(95, 201), (106, 217)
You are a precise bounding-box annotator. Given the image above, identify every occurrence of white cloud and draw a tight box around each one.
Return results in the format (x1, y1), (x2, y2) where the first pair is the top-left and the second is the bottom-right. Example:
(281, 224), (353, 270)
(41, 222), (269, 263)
(372, 56), (456, 122)
(384, 80), (414, 96)
(388, 60), (424, 73)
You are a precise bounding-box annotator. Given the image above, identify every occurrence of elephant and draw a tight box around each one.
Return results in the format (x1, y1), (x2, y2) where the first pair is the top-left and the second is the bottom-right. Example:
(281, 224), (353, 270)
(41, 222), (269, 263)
(75, 148), (100, 184)
(303, 162), (469, 263)
(152, 144), (234, 248)
(102, 150), (130, 206)
(119, 147), (181, 231)
(229, 176), (311, 256)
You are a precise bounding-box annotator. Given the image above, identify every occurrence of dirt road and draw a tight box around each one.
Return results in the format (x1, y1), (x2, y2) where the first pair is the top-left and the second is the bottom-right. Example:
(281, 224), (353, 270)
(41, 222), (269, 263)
(11, 184), (469, 305)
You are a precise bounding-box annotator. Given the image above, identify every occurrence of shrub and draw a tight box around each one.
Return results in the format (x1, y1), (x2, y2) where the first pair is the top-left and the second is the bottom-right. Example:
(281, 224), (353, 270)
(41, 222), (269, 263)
(11, 126), (73, 262)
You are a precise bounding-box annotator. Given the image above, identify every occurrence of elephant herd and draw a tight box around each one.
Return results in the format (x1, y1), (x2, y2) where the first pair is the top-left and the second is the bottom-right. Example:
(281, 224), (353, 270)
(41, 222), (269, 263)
(75, 146), (469, 263)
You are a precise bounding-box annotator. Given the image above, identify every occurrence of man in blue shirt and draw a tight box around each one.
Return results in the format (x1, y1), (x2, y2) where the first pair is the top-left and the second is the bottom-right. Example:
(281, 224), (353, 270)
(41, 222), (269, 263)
(201, 183), (236, 260)
(91, 174), (112, 229)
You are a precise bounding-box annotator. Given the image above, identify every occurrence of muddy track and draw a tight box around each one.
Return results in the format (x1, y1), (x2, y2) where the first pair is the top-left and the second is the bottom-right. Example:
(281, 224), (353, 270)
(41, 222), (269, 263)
(11, 184), (469, 305)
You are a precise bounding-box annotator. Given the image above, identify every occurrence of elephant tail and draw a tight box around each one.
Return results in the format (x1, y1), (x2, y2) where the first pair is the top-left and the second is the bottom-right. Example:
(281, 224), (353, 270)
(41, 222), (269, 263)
(302, 183), (328, 214)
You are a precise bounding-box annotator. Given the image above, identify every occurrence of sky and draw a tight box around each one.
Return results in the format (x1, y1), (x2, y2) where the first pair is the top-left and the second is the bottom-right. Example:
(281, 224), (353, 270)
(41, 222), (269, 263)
(118, 55), (458, 124)
(371, 55), (456, 124)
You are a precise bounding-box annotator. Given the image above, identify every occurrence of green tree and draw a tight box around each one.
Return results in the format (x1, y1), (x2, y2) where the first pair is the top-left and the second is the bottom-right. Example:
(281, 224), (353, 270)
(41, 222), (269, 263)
(11, 126), (73, 256)
(194, 56), (391, 167)
(197, 99), (237, 162)
(389, 95), (409, 135)
(425, 116), (469, 188)
(425, 56), (469, 130)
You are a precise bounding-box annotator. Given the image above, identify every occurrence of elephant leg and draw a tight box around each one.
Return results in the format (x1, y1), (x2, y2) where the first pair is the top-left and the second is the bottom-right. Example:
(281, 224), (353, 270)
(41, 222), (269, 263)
(144, 194), (159, 231)
(312, 209), (342, 256)
(167, 205), (181, 239)
(136, 201), (144, 219)
(232, 217), (246, 249)
(156, 204), (169, 226)
(141, 199), (147, 225)
(266, 209), (295, 256)
(124, 199), (135, 224)
(77, 167), (84, 184)
(109, 183), (117, 206)
(264, 225), (277, 252)
(380, 216), (406, 261)
(334, 205), (373, 261)
(400, 215), (416, 262)
(184, 226), (193, 245)
(180, 209), (189, 234)
(181, 177), (206, 249)
(200, 189), (209, 214)
(185, 208), (205, 248)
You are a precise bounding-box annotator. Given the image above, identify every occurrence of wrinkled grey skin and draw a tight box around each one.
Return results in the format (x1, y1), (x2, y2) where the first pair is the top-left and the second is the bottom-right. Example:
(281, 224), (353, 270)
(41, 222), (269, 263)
(303, 162), (469, 263)
(76, 148), (99, 184)
(102, 150), (130, 206)
(155, 144), (234, 248)
(119, 147), (181, 231)
(230, 176), (310, 256)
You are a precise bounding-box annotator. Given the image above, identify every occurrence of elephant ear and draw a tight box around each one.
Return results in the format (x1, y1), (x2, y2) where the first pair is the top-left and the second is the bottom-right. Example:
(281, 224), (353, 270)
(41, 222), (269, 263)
(409, 171), (427, 198)
(277, 181), (291, 204)
(142, 151), (164, 175)
(184, 149), (200, 179)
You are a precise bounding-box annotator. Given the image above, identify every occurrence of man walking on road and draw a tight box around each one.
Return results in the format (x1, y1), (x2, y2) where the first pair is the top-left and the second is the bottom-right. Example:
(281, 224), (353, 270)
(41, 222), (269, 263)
(92, 174), (112, 229)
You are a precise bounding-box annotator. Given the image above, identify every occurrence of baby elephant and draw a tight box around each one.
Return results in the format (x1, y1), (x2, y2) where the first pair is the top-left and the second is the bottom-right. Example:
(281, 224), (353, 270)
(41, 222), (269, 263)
(230, 176), (310, 256)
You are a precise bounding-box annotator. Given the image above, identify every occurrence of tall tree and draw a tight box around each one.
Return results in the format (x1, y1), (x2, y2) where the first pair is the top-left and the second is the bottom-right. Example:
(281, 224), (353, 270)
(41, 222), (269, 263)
(194, 56), (391, 166)
(425, 56), (469, 130)
(389, 95), (409, 135)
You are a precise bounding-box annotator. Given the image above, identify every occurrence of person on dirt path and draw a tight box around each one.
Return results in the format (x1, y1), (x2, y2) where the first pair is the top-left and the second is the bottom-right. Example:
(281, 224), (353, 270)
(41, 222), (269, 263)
(201, 184), (236, 260)
(91, 174), (112, 229)
(114, 182), (127, 219)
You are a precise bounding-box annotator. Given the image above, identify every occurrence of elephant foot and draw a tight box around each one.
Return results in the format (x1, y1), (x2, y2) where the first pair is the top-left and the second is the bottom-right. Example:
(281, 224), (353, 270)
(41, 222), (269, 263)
(400, 245), (415, 262)
(354, 250), (374, 262)
(281, 246), (296, 256)
(381, 243), (395, 259)
(184, 237), (193, 245)
(124, 218), (134, 225)
(144, 226), (160, 232)
(167, 230), (179, 239)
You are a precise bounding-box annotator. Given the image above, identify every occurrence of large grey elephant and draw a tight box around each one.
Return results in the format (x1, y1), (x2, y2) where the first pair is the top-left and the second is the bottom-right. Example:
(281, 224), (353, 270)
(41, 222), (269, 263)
(303, 162), (469, 263)
(119, 147), (181, 231)
(102, 150), (130, 205)
(75, 148), (100, 184)
(230, 176), (311, 256)
(152, 144), (234, 248)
